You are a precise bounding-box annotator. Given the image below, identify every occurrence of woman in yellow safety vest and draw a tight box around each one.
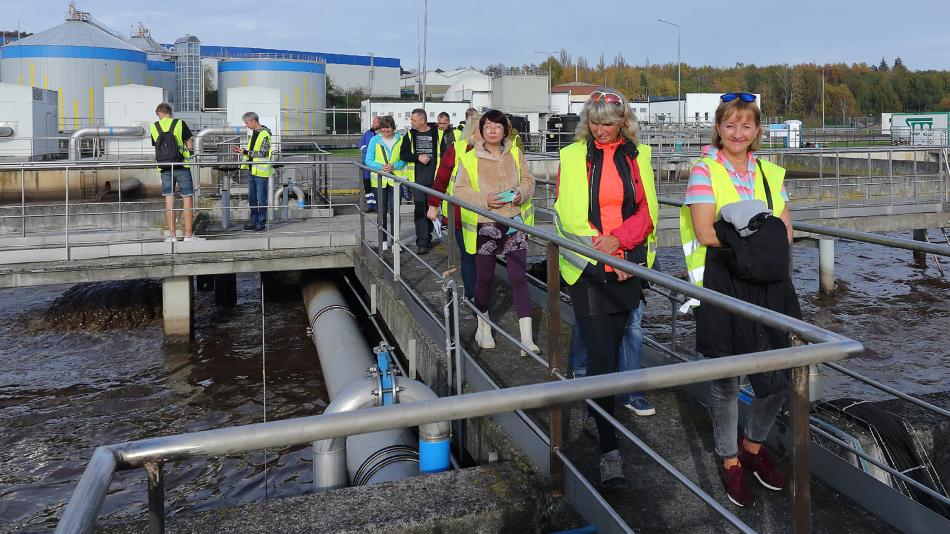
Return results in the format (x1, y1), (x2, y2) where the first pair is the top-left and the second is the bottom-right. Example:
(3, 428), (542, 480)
(363, 115), (406, 251)
(681, 92), (795, 508)
(452, 109), (537, 356)
(554, 87), (658, 490)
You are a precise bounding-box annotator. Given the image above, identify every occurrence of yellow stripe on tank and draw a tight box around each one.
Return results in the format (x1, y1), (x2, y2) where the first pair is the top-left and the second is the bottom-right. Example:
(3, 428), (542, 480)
(29, 63), (34, 87)
(42, 76), (48, 90)
(73, 98), (79, 130)
(58, 89), (64, 132)
(88, 88), (94, 124)
(115, 64), (121, 85)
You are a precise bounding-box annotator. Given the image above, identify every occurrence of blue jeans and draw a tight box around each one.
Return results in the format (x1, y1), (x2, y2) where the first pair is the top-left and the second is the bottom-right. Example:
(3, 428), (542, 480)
(160, 167), (194, 197)
(455, 229), (476, 299)
(570, 302), (646, 405)
(247, 173), (268, 228)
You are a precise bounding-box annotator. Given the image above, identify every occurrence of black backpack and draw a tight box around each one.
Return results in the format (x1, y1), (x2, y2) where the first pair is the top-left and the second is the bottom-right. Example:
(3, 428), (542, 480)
(154, 119), (184, 163)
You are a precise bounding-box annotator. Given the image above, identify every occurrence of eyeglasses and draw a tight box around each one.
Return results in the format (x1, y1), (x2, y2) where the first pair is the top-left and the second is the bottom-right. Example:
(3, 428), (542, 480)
(720, 92), (757, 103)
(589, 90), (624, 105)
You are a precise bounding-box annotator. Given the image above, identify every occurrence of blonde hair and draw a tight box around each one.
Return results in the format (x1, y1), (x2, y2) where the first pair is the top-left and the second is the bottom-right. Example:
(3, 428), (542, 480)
(463, 113), (482, 142)
(575, 86), (638, 144)
(711, 99), (762, 152)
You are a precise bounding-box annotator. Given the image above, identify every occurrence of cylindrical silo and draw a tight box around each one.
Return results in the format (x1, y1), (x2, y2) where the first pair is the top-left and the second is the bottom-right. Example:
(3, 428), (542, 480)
(0, 16), (146, 131)
(218, 58), (327, 136)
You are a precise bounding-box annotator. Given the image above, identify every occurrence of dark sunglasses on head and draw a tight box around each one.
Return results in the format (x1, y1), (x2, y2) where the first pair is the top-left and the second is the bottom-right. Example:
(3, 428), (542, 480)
(589, 90), (624, 105)
(720, 92), (757, 103)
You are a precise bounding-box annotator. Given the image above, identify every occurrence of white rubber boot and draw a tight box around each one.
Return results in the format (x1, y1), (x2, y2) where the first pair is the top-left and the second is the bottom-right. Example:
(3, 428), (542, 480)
(519, 317), (541, 357)
(475, 316), (495, 349)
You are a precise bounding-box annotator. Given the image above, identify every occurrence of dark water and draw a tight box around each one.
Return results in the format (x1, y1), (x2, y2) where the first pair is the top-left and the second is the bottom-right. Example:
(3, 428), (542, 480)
(646, 229), (950, 401)
(1, 230), (948, 532)
(0, 274), (327, 533)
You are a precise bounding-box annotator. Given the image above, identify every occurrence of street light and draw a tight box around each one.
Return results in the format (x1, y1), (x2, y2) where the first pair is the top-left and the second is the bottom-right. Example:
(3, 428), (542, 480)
(657, 19), (681, 123)
(821, 66), (832, 130)
(533, 50), (558, 110)
(691, 75), (704, 93)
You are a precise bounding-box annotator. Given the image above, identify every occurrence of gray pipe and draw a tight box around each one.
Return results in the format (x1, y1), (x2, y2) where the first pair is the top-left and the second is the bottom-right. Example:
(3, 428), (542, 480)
(303, 280), (447, 492)
(192, 126), (244, 155)
(0, 126), (14, 137)
(68, 126), (146, 161)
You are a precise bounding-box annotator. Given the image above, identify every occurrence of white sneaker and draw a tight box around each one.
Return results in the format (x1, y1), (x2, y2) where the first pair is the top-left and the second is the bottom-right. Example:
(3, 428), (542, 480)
(475, 316), (495, 349)
(164, 236), (177, 243)
(183, 236), (205, 242)
(382, 241), (390, 251)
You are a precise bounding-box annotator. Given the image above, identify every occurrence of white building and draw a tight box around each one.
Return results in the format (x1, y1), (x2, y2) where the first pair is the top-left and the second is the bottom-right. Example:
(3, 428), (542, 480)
(400, 68), (485, 99)
(647, 93), (762, 123)
(360, 100), (471, 132)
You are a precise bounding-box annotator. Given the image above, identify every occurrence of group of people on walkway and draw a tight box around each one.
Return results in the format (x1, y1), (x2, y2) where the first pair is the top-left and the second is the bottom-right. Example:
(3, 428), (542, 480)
(362, 89), (800, 508)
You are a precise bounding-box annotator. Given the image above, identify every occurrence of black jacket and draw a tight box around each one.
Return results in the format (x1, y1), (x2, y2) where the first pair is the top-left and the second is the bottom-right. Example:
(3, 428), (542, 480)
(695, 216), (801, 397)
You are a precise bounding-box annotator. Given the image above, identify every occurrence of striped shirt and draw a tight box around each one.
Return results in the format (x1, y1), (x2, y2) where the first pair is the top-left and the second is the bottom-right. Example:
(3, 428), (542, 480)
(685, 145), (788, 205)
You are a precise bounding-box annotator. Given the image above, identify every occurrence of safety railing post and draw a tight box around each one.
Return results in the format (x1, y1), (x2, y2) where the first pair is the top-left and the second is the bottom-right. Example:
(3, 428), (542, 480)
(393, 181), (401, 281)
(791, 365), (812, 534)
(447, 201), (458, 268)
(145, 461), (165, 534)
(64, 167), (70, 260)
(221, 168), (231, 231)
(545, 242), (563, 494)
(118, 165), (123, 233)
(20, 168), (26, 237)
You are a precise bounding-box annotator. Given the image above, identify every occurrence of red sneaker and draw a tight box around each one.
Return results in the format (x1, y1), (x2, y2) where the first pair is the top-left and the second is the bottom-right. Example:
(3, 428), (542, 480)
(738, 440), (787, 491)
(722, 464), (755, 507)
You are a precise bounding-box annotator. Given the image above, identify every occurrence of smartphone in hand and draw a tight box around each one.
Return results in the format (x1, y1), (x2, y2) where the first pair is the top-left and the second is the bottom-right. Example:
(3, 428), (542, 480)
(495, 187), (517, 203)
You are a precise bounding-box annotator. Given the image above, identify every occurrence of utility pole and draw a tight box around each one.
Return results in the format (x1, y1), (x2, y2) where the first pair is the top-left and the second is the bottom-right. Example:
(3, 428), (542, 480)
(421, 0), (428, 107)
(534, 50), (558, 111)
(821, 66), (832, 130)
(658, 19), (681, 123)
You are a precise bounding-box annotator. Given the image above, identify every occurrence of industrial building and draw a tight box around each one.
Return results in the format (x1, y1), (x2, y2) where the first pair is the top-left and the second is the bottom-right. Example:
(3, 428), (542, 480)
(0, 4), (401, 137)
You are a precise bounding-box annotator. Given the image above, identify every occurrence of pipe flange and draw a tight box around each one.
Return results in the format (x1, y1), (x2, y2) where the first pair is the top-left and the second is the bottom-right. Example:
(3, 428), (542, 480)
(308, 304), (355, 338)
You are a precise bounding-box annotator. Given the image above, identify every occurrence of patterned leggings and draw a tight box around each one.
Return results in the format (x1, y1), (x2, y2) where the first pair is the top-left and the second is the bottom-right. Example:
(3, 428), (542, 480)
(474, 222), (532, 318)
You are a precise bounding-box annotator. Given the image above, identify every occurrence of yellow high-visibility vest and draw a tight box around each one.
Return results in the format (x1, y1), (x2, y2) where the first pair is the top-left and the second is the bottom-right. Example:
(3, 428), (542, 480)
(458, 145), (534, 254)
(370, 134), (407, 188)
(441, 138), (470, 218)
(679, 156), (786, 288)
(241, 128), (273, 178)
(403, 127), (445, 183)
(554, 141), (658, 285)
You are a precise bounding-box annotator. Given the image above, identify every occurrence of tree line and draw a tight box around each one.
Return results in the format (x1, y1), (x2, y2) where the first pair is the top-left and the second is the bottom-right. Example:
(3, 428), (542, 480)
(486, 52), (950, 126)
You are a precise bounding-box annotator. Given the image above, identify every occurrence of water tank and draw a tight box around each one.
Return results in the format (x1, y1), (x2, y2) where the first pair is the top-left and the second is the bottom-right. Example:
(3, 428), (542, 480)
(174, 35), (201, 112)
(544, 113), (580, 152)
(218, 58), (327, 136)
(0, 17), (147, 131)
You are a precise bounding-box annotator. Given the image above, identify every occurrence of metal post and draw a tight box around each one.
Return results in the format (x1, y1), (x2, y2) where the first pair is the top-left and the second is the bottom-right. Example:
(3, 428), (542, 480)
(145, 462), (165, 534)
(393, 181), (401, 281)
(20, 169), (25, 237)
(266, 173), (274, 226)
(818, 153), (824, 206)
(546, 242), (563, 494)
(282, 177), (290, 221)
(447, 201), (458, 268)
(452, 281), (464, 460)
(670, 294), (678, 350)
(818, 238), (835, 294)
(835, 153), (841, 211)
(221, 171), (231, 231)
(64, 167), (70, 260)
(118, 165), (123, 233)
(888, 150), (894, 207)
(442, 280), (454, 398)
(791, 365), (812, 534)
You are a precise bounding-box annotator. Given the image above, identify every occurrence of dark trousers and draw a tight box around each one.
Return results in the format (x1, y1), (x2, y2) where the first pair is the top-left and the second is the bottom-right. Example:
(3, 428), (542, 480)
(377, 185), (395, 243)
(575, 311), (628, 453)
(455, 229), (476, 299)
(475, 247), (532, 319)
(412, 188), (433, 247)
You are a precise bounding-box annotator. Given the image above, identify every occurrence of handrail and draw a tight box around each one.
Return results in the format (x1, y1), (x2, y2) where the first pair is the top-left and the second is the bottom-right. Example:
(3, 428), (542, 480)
(56, 342), (857, 533)
(657, 196), (950, 257)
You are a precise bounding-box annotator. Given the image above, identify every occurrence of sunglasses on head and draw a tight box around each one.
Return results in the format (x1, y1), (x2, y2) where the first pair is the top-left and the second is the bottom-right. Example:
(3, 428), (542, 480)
(589, 90), (624, 105)
(720, 92), (757, 103)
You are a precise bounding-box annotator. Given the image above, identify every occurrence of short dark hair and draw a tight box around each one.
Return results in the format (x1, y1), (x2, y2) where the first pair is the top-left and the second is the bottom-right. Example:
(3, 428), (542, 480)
(465, 107), (477, 118)
(437, 111), (450, 120)
(411, 108), (426, 118)
(378, 115), (396, 129)
(155, 102), (173, 115)
(479, 109), (510, 140)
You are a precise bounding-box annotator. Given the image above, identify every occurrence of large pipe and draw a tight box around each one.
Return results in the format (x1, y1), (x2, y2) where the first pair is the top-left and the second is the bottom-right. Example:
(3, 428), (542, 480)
(0, 126), (14, 137)
(303, 279), (449, 492)
(68, 126), (146, 161)
(192, 126), (244, 155)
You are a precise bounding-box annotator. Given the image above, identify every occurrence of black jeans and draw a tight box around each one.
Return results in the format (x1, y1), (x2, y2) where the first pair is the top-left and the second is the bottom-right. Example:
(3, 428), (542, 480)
(411, 187), (432, 247)
(575, 310), (629, 454)
(376, 185), (395, 244)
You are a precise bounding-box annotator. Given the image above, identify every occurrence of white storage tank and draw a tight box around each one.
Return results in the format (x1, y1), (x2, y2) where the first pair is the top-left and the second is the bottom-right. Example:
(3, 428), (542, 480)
(218, 58), (326, 135)
(0, 82), (59, 160)
(0, 11), (147, 131)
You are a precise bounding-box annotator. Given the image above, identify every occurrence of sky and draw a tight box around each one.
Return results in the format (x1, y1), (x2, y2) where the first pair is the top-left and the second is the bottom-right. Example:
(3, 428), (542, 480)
(6, 0), (950, 71)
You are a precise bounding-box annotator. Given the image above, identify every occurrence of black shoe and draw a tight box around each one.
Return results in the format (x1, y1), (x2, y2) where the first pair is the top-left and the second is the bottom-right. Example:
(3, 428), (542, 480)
(417, 244), (431, 255)
(243, 222), (255, 231)
(254, 225), (266, 232)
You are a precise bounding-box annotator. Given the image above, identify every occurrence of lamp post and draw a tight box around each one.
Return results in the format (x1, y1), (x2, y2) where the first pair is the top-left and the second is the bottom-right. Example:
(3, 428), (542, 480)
(534, 50), (558, 111)
(821, 66), (832, 130)
(658, 19), (681, 123)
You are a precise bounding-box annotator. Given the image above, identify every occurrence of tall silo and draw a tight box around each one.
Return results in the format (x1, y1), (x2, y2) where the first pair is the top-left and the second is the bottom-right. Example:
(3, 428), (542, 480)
(129, 24), (176, 105)
(217, 58), (326, 135)
(0, 11), (147, 131)
(174, 35), (201, 112)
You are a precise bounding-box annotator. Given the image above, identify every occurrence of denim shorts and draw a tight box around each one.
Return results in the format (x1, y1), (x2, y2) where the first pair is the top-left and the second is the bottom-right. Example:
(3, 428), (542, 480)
(160, 167), (194, 197)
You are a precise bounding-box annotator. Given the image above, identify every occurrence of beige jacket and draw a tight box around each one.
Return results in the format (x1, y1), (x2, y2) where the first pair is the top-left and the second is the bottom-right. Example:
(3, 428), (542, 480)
(452, 139), (535, 223)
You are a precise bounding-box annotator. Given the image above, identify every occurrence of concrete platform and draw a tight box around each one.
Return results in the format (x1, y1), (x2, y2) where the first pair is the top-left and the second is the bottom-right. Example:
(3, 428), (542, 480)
(99, 462), (581, 534)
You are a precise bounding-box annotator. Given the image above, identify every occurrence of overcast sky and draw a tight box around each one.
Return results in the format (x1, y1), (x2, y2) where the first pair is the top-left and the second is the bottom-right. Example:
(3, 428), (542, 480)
(7, 0), (950, 71)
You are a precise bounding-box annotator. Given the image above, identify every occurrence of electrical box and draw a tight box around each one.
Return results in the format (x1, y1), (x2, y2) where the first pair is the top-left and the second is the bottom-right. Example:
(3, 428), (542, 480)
(0, 83), (59, 160)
